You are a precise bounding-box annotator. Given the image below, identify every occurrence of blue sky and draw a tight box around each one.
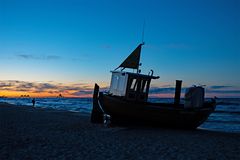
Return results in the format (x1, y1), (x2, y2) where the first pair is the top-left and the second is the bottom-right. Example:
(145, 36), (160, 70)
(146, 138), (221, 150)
(0, 0), (239, 97)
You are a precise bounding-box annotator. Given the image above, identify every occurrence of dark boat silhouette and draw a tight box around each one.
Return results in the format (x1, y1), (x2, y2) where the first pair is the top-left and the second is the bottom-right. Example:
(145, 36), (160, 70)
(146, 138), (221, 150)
(91, 43), (216, 129)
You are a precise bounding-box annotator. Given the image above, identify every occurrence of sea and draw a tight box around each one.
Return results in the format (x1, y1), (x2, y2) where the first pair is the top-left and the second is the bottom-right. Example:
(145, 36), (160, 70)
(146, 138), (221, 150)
(0, 97), (239, 133)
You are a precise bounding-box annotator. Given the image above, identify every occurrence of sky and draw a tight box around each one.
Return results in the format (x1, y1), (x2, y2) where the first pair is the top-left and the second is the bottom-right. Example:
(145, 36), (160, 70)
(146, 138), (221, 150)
(0, 0), (239, 98)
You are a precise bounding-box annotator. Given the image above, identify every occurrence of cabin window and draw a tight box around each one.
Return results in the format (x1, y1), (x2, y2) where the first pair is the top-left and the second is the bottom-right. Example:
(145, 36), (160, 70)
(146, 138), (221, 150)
(130, 78), (138, 91)
(118, 76), (125, 92)
(128, 78), (148, 93)
(112, 75), (119, 89)
(140, 80), (147, 93)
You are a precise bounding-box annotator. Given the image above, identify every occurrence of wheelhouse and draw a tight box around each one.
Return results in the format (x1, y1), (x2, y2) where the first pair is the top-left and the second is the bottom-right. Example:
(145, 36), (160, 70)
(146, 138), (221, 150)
(109, 71), (159, 102)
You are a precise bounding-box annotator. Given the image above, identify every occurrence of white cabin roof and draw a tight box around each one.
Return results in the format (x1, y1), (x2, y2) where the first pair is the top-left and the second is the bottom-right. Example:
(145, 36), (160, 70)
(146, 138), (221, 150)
(110, 71), (159, 79)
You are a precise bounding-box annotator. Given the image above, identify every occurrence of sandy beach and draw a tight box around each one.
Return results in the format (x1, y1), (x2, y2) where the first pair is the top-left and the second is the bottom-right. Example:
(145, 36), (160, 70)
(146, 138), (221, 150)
(0, 102), (239, 160)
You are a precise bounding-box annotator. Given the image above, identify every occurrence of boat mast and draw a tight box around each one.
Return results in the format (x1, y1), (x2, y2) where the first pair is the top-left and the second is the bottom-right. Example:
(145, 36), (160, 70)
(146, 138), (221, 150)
(137, 20), (145, 73)
(114, 21), (146, 73)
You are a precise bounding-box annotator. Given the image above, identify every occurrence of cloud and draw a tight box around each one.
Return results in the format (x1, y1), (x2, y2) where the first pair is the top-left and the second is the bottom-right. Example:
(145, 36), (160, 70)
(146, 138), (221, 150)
(47, 90), (61, 94)
(149, 87), (187, 94)
(72, 90), (93, 96)
(149, 87), (176, 94)
(148, 85), (240, 97)
(18, 82), (35, 89)
(206, 89), (240, 94)
(166, 43), (190, 49)
(209, 85), (232, 89)
(0, 80), (94, 97)
(38, 83), (57, 89)
(46, 55), (61, 60)
(17, 54), (35, 59)
(16, 54), (61, 60)
(0, 80), (21, 89)
(0, 82), (13, 88)
(206, 85), (240, 95)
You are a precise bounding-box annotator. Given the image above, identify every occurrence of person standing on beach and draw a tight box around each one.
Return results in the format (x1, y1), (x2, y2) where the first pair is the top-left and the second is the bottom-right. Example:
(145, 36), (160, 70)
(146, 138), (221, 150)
(32, 98), (36, 107)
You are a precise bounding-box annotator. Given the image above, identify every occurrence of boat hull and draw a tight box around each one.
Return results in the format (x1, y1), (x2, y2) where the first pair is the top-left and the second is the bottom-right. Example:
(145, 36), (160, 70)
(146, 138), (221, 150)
(99, 93), (216, 129)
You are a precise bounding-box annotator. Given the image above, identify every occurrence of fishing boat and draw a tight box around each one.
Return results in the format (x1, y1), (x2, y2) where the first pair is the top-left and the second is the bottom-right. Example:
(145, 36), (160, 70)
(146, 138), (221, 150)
(91, 43), (216, 129)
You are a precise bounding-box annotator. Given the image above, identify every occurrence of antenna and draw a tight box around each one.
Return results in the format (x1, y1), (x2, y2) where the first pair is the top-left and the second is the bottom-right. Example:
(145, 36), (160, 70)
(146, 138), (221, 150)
(141, 20), (146, 45)
(137, 20), (146, 74)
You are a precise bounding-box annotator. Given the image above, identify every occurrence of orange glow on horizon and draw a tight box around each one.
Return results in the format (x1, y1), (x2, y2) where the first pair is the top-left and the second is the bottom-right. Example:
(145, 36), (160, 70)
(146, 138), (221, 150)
(0, 91), (93, 98)
(0, 80), (103, 98)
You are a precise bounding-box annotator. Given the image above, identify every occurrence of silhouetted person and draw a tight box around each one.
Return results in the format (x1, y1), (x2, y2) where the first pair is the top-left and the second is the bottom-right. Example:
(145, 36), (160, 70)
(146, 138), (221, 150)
(32, 98), (36, 107)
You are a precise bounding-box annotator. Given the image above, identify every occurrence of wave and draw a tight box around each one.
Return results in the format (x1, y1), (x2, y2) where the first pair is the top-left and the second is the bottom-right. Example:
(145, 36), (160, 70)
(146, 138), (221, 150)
(206, 120), (240, 125)
(214, 110), (240, 115)
(217, 102), (240, 106)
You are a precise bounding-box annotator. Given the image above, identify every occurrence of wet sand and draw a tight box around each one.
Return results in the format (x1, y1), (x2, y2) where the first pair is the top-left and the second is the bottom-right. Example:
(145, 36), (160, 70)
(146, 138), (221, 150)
(0, 102), (239, 159)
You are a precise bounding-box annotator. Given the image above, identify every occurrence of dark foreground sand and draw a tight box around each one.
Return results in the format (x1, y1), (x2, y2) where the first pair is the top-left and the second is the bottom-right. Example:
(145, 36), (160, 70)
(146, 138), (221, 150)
(0, 103), (240, 160)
